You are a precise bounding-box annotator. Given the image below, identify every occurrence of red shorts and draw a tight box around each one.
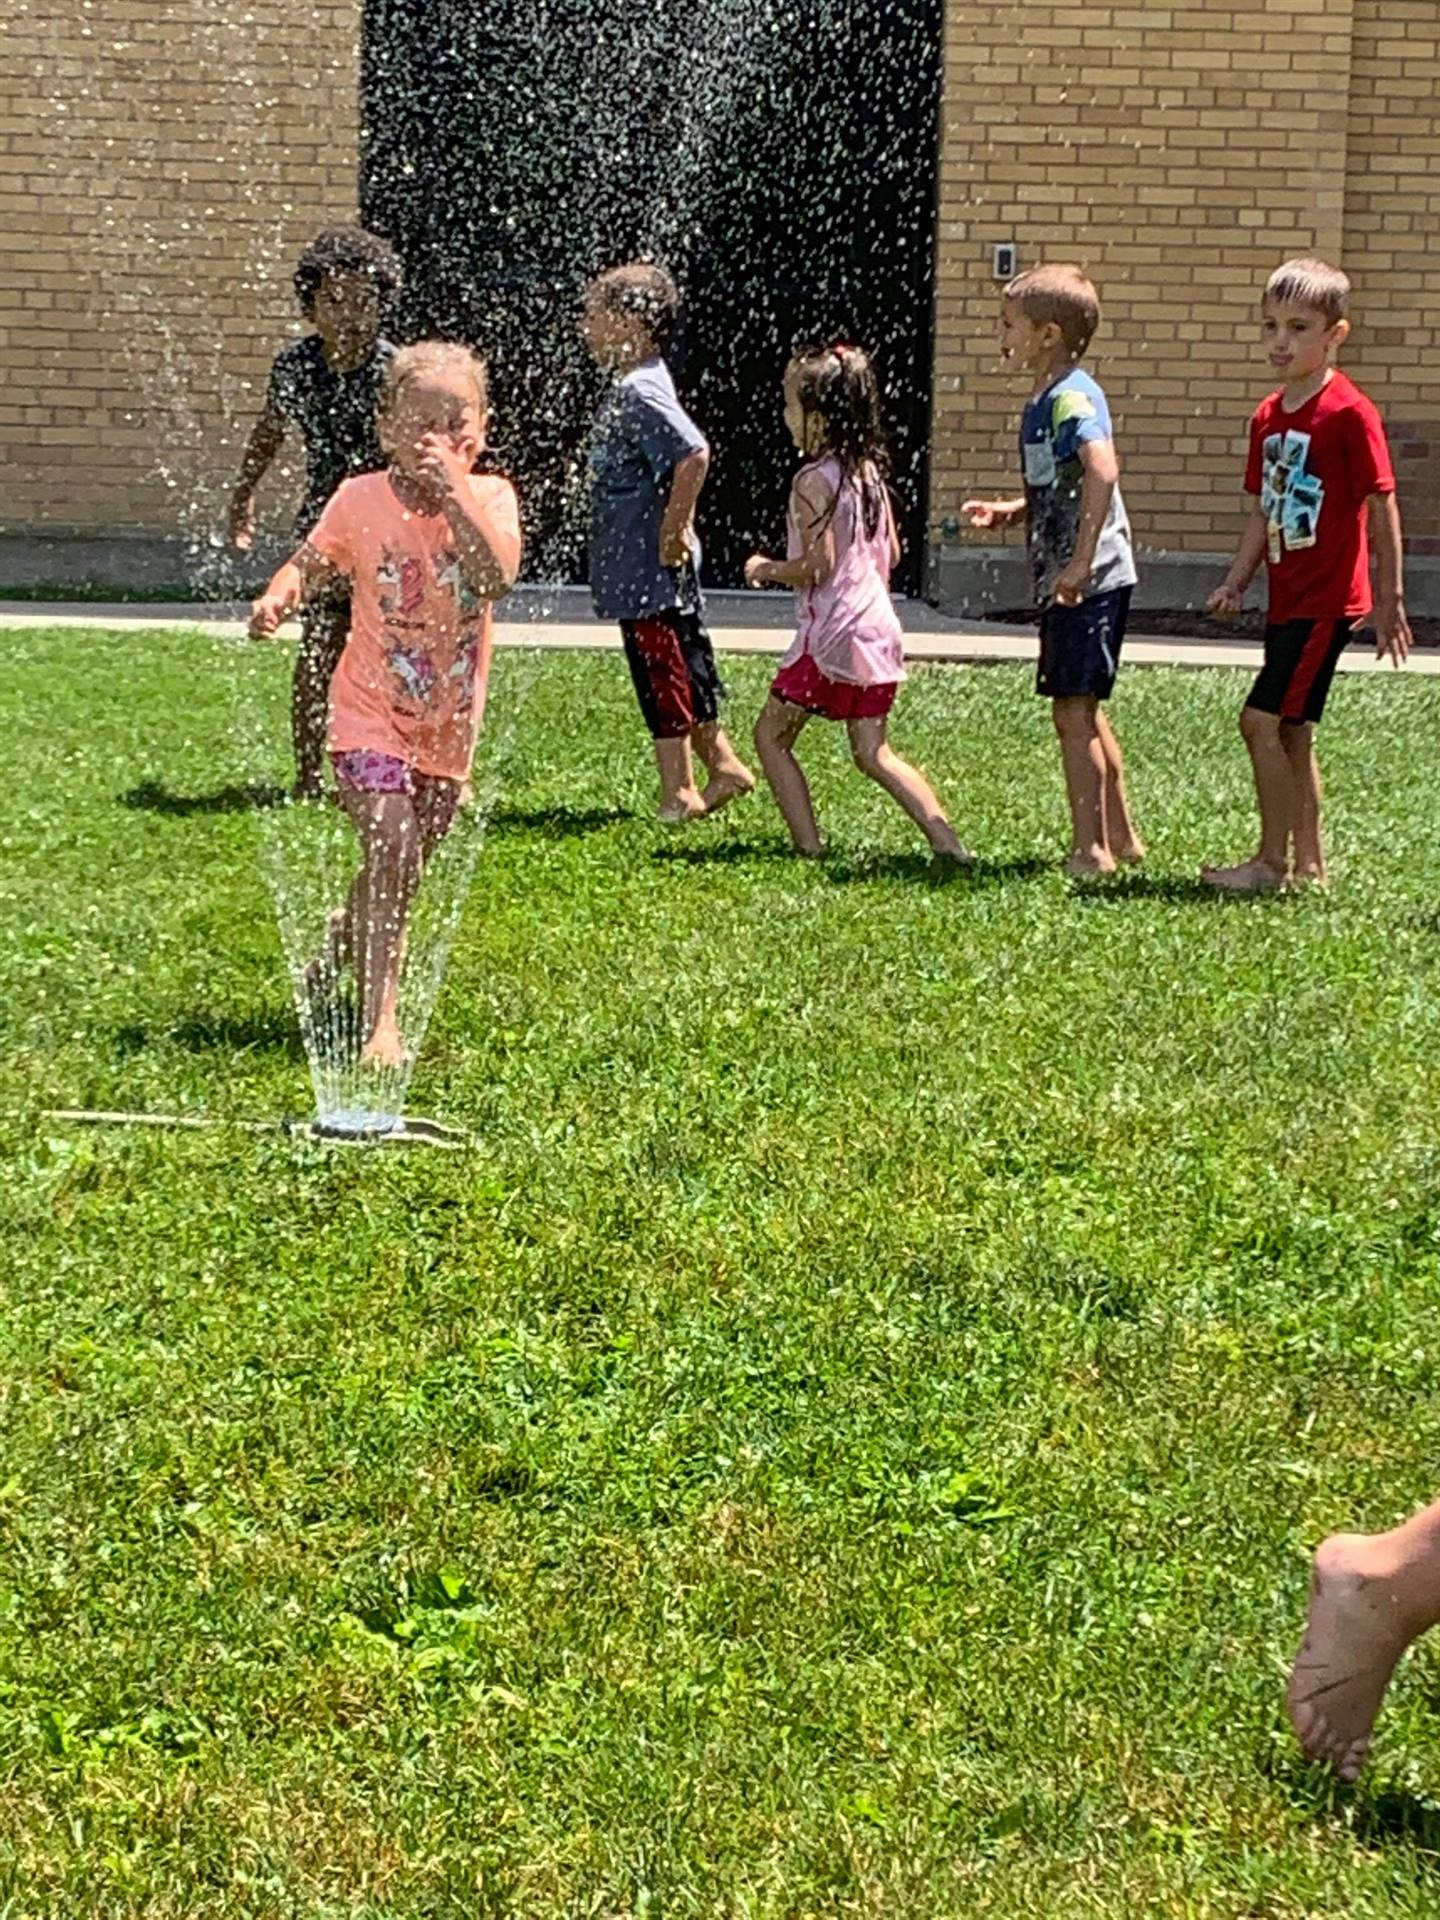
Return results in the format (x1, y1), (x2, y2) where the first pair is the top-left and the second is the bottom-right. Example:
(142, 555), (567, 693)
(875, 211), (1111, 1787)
(771, 652), (898, 721)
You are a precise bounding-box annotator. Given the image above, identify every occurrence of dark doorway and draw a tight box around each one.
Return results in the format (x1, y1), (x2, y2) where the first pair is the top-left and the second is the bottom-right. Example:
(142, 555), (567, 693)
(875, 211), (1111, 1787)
(361, 0), (943, 594)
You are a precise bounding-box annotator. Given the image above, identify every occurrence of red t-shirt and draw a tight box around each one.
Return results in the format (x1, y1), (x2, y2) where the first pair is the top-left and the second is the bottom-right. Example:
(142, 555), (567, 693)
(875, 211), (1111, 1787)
(1244, 371), (1395, 624)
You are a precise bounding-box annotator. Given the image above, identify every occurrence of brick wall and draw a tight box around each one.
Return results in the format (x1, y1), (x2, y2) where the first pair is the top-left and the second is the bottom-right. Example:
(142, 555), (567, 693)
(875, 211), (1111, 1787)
(930, 0), (1440, 597)
(0, 0), (361, 562)
(1342, 0), (1440, 555)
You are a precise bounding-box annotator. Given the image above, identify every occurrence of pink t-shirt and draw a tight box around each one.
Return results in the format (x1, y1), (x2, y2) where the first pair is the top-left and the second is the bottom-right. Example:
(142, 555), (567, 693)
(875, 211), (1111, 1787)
(776, 455), (907, 689)
(307, 470), (520, 781)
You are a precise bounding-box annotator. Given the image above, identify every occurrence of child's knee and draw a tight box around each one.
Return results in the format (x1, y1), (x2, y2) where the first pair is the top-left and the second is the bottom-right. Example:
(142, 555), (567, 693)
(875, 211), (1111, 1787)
(850, 739), (886, 780)
(1240, 704), (1280, 748)
(1051, 697), (1096, 739)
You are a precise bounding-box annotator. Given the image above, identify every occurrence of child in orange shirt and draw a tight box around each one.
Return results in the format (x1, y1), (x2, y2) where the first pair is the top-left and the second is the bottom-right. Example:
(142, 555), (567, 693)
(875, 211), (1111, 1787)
(251, 342), (521, 1066)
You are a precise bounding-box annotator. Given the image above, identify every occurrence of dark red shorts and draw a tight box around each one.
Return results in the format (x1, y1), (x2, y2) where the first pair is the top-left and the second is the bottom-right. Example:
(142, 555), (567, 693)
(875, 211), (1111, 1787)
(771, 652), (898, 721)
(619, 608), (724, 739)
(1247, 617), (1354, 726)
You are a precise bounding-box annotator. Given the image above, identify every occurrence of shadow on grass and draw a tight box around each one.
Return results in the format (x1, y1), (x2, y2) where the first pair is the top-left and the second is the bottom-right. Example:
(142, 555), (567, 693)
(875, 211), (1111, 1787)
(1069, 870), (1236, 906)
(1352, 1784), (1440, 1851)
(115, 1007), (305, 1062)
(120, 780), (288, 817)
(652, 843), (1052, 887)
(487, 804), (632, 839)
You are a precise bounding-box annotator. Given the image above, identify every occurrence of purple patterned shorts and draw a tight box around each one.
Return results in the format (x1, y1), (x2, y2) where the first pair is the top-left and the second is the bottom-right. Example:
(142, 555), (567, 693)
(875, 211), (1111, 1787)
(332, 748), (417, 795)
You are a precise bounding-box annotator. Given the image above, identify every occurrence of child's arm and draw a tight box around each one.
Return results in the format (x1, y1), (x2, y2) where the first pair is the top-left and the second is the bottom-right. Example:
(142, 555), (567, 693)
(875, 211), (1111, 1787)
(744, 470), (836, 590)
(249, 544), (344, 637)
(229, 408), (287, 552)
(417, 437), (522, 600)
(1051, 439), (1120, 606)
(960, 495), (1027, 531)
(659, 448), (709, 568)
(1369, 491), (1413, 665)
(1207, 502), (1269, 617)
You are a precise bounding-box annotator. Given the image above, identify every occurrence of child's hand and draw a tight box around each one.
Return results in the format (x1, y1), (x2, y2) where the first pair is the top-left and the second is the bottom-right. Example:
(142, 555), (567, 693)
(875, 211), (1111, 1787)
(744, 554), (773, 590)
(1207, 581), (1245, 619)
(416, 433), (477, 505)
(1376, 599), (1413, 667)
(960, 499), (1003, 530)
(229, 491), (256, 552)
(1051, 559), (1090, 608)
(659, 521), (693, 569)
(249, 590), (296, 639)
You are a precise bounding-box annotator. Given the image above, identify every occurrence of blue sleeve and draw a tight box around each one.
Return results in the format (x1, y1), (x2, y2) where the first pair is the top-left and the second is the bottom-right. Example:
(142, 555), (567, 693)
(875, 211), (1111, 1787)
(1050, 379), (1112, 465)
(622, 383), (706, 481)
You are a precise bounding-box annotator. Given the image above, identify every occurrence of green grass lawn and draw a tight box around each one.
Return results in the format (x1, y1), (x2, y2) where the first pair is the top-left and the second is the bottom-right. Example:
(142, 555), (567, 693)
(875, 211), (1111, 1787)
(5, 625), (1440, 1917)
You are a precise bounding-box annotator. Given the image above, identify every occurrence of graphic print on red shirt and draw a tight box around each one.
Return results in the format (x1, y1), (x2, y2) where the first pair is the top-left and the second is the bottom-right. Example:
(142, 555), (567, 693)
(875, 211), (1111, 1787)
(1244, 371), (1395, 624)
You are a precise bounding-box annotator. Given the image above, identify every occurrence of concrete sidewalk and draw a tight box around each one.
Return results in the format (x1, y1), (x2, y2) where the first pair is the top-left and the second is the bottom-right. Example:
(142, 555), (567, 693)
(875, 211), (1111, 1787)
(2, 589), (1435, 678)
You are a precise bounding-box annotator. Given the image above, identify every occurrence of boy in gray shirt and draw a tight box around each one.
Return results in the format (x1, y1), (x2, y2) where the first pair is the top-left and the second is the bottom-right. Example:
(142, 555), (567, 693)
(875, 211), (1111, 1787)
(583, 263), (753, 822)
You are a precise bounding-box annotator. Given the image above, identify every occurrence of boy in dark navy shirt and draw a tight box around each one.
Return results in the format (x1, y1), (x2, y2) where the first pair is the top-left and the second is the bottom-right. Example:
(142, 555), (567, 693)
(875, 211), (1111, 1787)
(583, 262), (753, 823)
(230, 225), (401, 798)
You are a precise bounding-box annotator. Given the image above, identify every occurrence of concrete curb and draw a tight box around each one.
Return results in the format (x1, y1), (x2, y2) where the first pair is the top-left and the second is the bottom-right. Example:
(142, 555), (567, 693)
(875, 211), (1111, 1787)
(2, 597), (1436, 678)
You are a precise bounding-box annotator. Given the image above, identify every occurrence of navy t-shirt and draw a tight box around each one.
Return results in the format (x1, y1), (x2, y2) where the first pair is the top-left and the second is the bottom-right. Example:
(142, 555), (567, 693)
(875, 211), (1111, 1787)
(265, 333), (394, 540)
(588, 358), (707, 621)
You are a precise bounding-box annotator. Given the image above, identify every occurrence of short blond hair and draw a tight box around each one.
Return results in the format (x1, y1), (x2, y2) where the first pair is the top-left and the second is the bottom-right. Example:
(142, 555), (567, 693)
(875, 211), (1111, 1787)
(1264, 257), (1350, 325)
(381, 341), (488, 419)
(1004, 263), (1101, 357)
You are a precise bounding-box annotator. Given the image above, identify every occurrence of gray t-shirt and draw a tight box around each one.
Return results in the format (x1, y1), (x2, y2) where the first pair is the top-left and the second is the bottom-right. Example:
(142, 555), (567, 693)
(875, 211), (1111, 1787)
(1020, 368), (1138, 605)
(588, 358), (707, 621)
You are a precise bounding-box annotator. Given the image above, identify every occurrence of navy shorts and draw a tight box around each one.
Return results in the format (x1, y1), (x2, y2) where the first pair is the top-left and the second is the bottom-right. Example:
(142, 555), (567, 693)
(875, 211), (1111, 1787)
(1037, 585), (1132, 701)
(619, 607), (725, 739)
(1246, 617), (1353, 726)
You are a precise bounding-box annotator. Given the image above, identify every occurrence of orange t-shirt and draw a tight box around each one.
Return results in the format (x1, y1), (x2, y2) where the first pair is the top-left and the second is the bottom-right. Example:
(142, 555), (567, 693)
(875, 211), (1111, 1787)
(307, 470), (520, 781)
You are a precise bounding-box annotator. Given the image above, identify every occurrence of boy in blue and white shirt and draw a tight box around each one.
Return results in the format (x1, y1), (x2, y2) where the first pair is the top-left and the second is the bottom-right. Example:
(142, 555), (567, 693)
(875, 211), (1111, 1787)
(963, 264), (1143, 876)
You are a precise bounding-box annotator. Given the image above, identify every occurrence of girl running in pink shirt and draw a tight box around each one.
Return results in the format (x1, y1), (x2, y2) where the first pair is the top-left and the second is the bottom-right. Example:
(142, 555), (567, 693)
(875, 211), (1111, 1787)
(250, 342), (521, 1067)
(746, 344), (971, 862)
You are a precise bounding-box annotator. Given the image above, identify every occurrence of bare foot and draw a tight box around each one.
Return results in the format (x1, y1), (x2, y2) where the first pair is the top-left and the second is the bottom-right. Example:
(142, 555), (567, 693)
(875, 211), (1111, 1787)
(702, 768), (757, 817)
(1286, 865), (1329, 892)
(1116, 841), (1146, 866)
(1201, 857), (1286, 894)
(932, 843), (976, 871)
(657, 788), (707, 826)
(1064, 848), (1117, 878)
(361, 1023), (409, 1071)
(1287, 1533), (1419, 1783)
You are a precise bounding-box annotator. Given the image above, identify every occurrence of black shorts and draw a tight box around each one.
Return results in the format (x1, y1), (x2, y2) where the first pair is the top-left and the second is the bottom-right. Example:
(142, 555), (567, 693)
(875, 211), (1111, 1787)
(1246, 617), (1354, 726)
(619, 607), (725, 739)
(1037, 585), (1131, 700)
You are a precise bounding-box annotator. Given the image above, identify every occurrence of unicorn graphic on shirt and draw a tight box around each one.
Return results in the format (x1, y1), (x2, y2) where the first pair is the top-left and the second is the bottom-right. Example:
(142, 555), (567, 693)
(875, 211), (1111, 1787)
(435, 548), (482, 618)
(1261, 430), (1324, 562)
(377, 547), (427, 620)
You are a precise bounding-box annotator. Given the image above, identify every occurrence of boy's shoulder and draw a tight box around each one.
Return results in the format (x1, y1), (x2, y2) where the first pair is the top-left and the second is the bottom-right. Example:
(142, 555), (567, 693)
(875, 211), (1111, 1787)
(1026, 365), (1114, 441)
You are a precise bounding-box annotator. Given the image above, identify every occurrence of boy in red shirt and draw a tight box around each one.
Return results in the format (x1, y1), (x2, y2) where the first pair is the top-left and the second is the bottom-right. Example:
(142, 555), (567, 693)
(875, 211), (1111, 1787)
(1202, 257), (1411, 892)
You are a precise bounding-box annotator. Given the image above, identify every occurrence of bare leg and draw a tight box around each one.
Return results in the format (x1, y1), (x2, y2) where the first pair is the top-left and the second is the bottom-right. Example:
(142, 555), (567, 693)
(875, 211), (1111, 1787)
(1052, 696), (1113, 874)
(1289, 1499), (1440, 1781)
(1202, 706), (1290, 891)
(691, 720), (756, 816)
(652, 736), (706, 823)
(847, 716), (971, 859)
(1282, 721), (1326, 884)
(754, 698), (822, 854)
(291, 594), (347, 802)
(340, 789), (424, 1066)
(1096, 709), (1143, 863)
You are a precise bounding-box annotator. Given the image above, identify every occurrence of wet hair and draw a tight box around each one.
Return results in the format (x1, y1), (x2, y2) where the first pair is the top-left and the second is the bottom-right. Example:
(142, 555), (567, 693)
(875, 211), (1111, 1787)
(1004, 263), (1101, 358)
(789, 341), (890, 539)
(380, 341), (489, 422)
(588, 262), (681, 353)
(1265, 256), (1350, 325)
(293, 224), (402, 320)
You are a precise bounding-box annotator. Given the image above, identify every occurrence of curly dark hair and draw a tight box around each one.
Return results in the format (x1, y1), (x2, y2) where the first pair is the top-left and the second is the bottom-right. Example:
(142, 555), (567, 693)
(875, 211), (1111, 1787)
(789, 341), (890, 540)
(292, 225), (403, 319)
(588, 261), (682, 353)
